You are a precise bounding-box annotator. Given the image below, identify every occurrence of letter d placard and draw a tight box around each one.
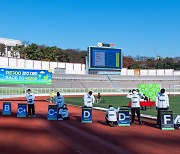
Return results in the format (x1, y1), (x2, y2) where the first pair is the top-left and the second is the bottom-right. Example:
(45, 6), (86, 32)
(2, 102), (11, 115)
(161, 110), (174, 130)
(81, 106), (92, 123)
(118, 108), (130, 126)
(17, 103), (27, 117)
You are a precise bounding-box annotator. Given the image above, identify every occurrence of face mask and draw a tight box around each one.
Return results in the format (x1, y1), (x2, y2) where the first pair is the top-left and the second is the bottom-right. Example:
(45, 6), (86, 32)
(133, 91), (137, 94)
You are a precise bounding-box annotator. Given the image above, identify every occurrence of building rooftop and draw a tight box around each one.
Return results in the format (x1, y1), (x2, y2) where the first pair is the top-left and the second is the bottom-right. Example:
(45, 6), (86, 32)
(0, 37), (22, 46)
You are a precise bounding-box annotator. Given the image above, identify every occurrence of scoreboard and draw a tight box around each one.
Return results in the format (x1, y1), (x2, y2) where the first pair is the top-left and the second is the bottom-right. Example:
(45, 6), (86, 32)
(88, 47), (122, 70)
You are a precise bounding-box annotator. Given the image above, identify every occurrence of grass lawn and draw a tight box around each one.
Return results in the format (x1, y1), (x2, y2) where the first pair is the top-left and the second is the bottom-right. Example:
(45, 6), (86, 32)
(65, 95), (180, 117)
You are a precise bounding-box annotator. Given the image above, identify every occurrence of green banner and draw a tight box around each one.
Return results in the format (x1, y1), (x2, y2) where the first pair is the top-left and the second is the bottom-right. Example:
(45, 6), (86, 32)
(0, 68), (52, 85)
(138, 84), (161, 101)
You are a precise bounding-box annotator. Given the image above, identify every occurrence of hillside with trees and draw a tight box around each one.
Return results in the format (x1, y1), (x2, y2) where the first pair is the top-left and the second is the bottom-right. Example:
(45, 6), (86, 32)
(123, 56), (180, 70)
(0, 43), (179, 70)
(12, 43), (86, 64)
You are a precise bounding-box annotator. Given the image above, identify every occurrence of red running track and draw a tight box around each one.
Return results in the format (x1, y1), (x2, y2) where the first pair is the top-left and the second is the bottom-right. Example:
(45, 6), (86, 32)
(0, 100), (180, 154)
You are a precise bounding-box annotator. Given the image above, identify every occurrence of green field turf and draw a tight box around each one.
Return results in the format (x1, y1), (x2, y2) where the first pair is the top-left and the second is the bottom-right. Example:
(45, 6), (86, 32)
(65, 95), (180, 117)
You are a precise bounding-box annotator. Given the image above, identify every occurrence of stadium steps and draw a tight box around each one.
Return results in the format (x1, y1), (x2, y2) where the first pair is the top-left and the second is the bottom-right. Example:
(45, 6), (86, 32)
(106, 75), (119, 89)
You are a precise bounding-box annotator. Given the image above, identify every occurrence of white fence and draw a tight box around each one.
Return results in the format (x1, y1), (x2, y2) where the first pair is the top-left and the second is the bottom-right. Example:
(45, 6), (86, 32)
(0, 86), (179, 99)
(121, 68), (180, 76)
(0, 56), (180, 75)
(0, 56), (85, 74)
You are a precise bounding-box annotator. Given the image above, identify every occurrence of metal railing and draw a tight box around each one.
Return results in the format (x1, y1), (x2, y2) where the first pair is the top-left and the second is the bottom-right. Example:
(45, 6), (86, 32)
(0, 87), (123, 96)
(0, 86), (179, 97)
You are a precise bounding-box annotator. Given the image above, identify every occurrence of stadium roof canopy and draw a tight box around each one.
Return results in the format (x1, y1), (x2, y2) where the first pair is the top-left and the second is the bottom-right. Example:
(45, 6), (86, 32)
(0, 37), (22, 46)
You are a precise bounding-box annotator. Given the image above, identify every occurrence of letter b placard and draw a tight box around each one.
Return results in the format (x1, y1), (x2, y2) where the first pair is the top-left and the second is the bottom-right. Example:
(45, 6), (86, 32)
(2, 102), (11, 115)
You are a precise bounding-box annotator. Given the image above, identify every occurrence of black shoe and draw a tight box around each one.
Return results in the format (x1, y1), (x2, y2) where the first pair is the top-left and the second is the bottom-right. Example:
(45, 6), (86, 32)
(109, 122), (114, 127)
(131, 122), (134, 125)
(156, 124), (159, 128)
(139, 122), (142, 125)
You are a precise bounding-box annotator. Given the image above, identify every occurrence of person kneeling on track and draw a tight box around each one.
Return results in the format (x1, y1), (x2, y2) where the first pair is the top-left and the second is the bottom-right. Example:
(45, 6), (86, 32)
(105, 105), (120, 127)
(58, 104), (70, 120)
(174, 115), (180, 130)
(56, 92), (65, 110)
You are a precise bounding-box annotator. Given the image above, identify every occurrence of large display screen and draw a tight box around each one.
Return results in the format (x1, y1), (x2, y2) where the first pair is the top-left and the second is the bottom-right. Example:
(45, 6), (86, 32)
(0, 68), (52, 84)
(88, 47), (122, 70)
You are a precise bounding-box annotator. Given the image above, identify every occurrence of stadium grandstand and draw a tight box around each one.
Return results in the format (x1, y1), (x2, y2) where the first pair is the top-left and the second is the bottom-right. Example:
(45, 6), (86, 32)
(0, 54), (180, 96)
(0, 72), (180, 95)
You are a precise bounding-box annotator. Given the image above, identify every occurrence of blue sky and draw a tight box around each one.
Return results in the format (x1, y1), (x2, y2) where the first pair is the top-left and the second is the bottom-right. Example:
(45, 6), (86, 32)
(0, 0), (180, 58)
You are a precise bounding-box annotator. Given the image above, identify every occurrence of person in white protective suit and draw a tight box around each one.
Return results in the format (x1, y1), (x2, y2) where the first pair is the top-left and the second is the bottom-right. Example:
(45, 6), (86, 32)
(26, 89), (36, 117)
(127, 89), (142, 125)
(83, 91), (95, 107)
(156, 88), (169, 128)
(58, 104), (70, 120)
(105, 105), (120, 127)
(55, 92), (65, 109)
(174, 115), (180, 129)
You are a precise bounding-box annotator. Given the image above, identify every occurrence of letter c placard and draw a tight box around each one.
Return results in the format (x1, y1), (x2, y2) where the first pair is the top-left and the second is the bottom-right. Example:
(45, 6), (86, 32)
(47, 105), (58, 120)
(17, 104), (27, 118)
